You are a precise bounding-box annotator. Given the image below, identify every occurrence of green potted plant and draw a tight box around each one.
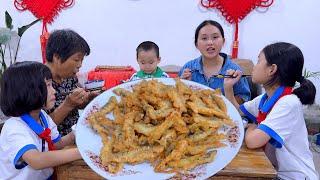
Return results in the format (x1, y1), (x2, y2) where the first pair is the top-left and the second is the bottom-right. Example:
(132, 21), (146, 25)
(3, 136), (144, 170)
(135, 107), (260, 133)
(0, 11), (39, 80)
(0, 11), (39, 129)
(302, 69), (320, 137)
(303, 69), (320, 80)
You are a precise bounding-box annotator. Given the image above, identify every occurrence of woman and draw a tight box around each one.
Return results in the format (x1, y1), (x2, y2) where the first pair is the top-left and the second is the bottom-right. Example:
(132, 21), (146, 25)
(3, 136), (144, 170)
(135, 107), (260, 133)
(179, 20), (250, 103)
(46, 29), (98, 135)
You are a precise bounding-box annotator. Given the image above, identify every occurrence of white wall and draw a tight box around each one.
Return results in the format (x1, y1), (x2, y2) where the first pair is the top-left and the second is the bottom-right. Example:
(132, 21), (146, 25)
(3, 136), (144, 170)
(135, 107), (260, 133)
(1, 0), (320, 103)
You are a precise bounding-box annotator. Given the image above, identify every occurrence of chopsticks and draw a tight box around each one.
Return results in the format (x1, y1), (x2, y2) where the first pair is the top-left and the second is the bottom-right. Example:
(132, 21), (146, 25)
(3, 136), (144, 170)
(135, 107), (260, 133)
(212, 74), (251, 78)
(60, 87), (104, 96)
(189, 69), (251, 78)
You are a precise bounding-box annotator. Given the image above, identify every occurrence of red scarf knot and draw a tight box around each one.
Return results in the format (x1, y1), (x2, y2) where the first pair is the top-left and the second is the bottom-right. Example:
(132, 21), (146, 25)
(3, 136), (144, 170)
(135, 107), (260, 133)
(38, 128), (55, 151)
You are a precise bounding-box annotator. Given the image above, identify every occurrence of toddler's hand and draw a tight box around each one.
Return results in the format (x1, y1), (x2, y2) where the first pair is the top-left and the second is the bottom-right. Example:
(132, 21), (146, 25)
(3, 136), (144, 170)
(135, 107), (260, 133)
(224, 69), (242, 89)
(180, 68), (192, 80)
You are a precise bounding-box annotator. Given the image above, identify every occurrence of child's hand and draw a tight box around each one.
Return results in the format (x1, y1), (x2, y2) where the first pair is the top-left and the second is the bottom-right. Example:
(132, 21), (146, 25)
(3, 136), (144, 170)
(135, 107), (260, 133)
(224, 69), (242, 89)
(180, 68), (192, 80)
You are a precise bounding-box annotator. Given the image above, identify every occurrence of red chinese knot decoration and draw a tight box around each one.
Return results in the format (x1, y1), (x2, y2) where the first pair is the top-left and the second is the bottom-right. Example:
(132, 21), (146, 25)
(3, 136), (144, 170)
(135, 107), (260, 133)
(200, 0), (274, 58)
(14, 0), (74, 63)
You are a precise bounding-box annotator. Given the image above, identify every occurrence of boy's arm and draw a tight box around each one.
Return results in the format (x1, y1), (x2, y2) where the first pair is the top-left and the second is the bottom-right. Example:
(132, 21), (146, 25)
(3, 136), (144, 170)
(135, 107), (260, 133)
(22, 148), (81, 170)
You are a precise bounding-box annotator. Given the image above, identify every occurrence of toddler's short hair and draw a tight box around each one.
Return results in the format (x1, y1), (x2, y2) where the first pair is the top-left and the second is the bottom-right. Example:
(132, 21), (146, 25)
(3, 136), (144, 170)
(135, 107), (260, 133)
(136, 41), (159, 59)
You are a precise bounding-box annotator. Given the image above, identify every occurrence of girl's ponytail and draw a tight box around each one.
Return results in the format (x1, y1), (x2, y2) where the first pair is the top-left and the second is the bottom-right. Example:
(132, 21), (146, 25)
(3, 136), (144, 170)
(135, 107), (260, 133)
(293, 78), (316, 105)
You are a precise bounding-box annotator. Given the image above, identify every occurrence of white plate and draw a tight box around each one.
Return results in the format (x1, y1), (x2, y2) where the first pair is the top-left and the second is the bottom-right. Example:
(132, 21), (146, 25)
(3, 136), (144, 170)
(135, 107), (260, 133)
(76, 78), (244, 180)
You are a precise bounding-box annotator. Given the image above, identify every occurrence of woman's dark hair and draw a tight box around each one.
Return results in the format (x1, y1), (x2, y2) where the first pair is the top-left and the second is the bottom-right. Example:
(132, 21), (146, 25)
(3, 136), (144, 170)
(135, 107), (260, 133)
(46, 29), (90, 63)
(0, 61), (52, 117)
(262, 42), (316, 105)
(194, 20), (225, 46)
(136, 41), (160, 58)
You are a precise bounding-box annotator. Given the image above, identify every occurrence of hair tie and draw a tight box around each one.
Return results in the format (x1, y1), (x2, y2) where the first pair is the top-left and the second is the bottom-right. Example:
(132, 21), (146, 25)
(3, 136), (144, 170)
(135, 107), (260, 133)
(298, 76), (305, 83)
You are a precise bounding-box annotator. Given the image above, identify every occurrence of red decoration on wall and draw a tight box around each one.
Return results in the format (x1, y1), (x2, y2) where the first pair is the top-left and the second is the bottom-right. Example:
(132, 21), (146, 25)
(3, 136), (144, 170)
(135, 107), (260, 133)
(14, 0), (74, 63)
(201, 0), (274, 58)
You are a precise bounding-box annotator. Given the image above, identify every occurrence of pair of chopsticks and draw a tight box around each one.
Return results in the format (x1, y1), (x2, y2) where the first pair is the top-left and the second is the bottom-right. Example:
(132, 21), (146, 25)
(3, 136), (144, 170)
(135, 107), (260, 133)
(189, 69), (251, 78)
(60, 87), (104, 96)
(212, 74), (251, 78)
(60, 88), (104, 96)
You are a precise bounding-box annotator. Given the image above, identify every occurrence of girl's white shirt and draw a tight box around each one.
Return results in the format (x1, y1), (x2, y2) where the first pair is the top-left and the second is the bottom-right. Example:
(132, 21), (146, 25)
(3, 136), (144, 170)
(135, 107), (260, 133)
(0, 110), (60, 180)
(242, 94), (319, 180)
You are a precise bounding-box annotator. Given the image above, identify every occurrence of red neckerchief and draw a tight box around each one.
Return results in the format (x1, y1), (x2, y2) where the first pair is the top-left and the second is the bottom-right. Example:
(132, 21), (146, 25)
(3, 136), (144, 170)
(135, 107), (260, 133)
(21, 112), (56, 151)
(257, 86), (293, 124)
(38, 128), (55, 151)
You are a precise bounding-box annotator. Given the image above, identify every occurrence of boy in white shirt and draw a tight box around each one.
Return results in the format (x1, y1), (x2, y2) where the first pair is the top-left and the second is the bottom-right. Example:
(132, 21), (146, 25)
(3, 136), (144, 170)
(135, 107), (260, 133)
(224, 42), (318, 180)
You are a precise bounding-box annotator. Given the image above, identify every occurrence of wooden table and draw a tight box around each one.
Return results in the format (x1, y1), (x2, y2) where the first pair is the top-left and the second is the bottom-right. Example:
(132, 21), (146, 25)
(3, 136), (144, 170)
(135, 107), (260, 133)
(54, 145), (276, 180)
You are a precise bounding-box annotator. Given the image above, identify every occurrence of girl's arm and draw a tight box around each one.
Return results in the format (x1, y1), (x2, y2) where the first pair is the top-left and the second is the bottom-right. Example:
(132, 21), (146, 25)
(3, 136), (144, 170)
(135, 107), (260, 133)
(224, 70), (271, 148)
(223, 69), (243, 116)
(22, 148), (81, 170)
(54, 132), (75, 150)
(245, 124), (271, 149)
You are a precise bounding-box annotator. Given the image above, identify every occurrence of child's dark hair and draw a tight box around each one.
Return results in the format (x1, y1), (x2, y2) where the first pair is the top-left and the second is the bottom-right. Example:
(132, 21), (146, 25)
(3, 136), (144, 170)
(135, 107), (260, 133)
(136, 41), (160, 59)
(46, 29), (90, 63)
(263, 42), (316, 105)
(0, 61), (52, 117)
(194, 20), (225, 46)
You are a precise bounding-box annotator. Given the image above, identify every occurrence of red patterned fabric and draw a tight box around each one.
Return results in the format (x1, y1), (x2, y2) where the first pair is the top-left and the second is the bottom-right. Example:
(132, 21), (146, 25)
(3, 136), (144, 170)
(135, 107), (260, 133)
(201, 0), (274, 58)
(14, 0), (74, 63)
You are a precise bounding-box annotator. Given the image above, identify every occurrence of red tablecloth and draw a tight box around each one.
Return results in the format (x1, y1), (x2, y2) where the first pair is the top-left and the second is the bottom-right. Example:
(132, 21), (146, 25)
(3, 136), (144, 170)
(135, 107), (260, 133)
(88, 66), (136, 89)
(87, 65), (179, 89)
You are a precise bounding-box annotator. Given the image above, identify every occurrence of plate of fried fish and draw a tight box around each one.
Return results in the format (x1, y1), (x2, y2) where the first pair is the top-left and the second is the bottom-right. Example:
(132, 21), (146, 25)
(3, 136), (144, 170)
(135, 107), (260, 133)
(76, 78), (244, 179)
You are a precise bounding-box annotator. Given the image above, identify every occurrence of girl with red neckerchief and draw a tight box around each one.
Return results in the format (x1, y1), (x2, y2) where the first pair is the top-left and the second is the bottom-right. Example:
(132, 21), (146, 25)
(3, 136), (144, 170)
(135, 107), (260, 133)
(224, 42), (318, 180)
(0, 61), (80, 180)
